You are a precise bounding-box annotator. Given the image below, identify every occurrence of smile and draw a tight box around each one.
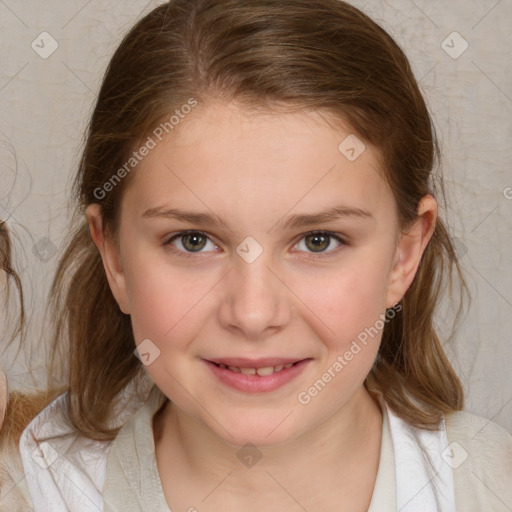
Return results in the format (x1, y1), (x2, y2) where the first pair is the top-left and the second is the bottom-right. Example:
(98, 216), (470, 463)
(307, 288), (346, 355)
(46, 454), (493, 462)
(203, 358), (311, 393)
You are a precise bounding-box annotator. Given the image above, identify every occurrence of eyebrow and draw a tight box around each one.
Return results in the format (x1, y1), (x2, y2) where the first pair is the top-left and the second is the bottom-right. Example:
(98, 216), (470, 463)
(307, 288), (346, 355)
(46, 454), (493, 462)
(142, 207), (232, 230)
(142, 205), (373, 230)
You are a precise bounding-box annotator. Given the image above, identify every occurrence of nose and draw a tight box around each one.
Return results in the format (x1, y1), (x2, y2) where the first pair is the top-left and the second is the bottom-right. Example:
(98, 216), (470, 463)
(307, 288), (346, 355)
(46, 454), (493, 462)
(217, 254), (292, 341)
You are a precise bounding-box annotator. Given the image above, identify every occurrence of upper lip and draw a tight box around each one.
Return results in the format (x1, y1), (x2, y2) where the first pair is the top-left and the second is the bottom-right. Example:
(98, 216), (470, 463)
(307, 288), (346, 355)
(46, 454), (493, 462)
(205, 357), (308, 368)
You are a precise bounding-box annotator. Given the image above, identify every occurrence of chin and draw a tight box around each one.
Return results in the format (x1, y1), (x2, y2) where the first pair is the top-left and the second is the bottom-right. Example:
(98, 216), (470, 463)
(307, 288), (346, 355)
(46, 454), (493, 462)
(210, 411), (303, 449)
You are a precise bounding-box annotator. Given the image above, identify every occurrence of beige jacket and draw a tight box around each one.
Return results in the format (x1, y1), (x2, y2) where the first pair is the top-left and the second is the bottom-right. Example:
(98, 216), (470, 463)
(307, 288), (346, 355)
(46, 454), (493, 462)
(102, 387), (512, 511)
(15, 379), (512, 512)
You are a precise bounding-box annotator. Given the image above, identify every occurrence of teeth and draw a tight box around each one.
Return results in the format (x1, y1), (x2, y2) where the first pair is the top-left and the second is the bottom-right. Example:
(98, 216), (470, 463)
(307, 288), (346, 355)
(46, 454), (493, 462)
(256, 366), (274, 376)
(218, 363), (296, 375)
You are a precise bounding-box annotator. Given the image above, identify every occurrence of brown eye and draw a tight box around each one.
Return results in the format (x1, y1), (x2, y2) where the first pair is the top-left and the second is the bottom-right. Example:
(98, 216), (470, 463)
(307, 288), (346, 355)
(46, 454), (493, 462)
(182, 233), (207, 251)
(167, 231), (216, 253)
(305, 233), (331, 252)
(294, 231), (345, 254)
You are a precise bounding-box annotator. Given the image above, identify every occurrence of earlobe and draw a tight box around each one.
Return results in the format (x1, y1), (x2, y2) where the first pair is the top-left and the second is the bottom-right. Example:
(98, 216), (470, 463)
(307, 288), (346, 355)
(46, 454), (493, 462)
(385, 195), (437, 308)
(85, 204), (131, 314)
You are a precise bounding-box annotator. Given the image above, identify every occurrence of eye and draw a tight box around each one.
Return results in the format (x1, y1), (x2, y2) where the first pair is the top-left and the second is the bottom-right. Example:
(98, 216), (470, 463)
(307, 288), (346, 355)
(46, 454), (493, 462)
(294, 231), (345, 254)
(166, 231), (218, 254)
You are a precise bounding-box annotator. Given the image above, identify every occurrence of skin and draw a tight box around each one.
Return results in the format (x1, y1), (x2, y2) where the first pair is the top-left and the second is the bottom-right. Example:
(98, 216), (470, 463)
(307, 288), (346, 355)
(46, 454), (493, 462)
(87, 101), (437, 511)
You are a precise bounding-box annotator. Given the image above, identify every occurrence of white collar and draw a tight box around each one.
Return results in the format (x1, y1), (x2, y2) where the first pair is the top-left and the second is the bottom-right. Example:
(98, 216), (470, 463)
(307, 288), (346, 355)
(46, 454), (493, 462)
(104, 387), (456, 511)
(20, 380), (456, 511)
(383, 395), (457, 512)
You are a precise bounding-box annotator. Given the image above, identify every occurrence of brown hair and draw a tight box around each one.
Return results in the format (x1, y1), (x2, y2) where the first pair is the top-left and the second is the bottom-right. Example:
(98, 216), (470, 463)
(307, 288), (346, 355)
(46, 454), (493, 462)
(48, 0), (468, 440)
(1, 222), (65, 444)
(1, 220), (24, 348)
(0, 222), (64, 512)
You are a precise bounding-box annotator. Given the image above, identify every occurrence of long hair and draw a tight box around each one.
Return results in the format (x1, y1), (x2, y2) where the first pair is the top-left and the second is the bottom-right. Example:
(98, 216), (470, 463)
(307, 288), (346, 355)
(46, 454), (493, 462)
(48, 0), (467, 440)
(1, 220), (24, 349)
(1, 222), (59, 512)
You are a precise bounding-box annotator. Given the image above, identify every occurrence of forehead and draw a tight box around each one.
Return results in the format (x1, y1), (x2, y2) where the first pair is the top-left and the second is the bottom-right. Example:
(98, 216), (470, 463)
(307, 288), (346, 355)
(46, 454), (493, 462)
(122, 102), (395, 225)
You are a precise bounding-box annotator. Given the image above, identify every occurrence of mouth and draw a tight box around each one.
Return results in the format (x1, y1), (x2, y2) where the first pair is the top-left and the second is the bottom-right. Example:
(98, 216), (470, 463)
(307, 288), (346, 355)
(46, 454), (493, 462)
(203, 357), (311, 393)
(211, 361), (299, 376)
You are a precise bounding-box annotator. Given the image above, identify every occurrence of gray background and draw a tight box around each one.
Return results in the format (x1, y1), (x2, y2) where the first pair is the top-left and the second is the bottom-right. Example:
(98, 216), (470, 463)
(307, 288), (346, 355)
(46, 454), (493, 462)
(0, 0), (511, 431)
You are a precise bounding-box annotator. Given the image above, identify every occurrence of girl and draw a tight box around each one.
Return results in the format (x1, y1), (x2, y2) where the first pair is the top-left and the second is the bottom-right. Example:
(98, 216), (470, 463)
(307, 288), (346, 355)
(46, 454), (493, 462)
(13, 0), (512, 510)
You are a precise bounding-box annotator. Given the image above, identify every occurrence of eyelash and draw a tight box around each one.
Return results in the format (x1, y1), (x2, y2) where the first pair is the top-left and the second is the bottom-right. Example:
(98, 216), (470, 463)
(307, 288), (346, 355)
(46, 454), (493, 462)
(163, 230), (348, 259)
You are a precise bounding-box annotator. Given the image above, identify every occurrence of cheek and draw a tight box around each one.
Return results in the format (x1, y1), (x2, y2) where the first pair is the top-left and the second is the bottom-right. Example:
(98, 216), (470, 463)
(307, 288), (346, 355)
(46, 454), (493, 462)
(123, 250), (222, 348)
(123, 253), (190, 342)
(290, 259), (391, 347)
(290, 264), (390, 412)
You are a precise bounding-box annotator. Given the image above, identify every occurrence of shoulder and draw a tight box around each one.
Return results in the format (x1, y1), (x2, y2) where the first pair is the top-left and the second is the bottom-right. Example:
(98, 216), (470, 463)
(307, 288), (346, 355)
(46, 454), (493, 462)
(19, 375), (157, 512)
(444, 410), (512, 511)
(445, 409), (512, 459)
(19, 391), (112, 512)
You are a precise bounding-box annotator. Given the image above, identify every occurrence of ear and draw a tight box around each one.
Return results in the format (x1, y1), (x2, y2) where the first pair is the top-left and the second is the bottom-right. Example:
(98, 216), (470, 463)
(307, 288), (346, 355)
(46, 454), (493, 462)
(385, 195), (437, 308)
(85, 204), (131, 314)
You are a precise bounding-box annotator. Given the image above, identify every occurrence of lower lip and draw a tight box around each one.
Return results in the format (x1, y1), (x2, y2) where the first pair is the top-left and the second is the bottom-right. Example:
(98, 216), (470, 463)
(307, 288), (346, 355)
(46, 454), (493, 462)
(204, 359), (311, 393)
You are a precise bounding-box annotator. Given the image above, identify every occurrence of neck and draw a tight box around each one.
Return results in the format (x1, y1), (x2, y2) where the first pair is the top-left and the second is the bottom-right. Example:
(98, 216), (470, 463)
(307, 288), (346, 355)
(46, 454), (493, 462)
(154, 387), (383, 508)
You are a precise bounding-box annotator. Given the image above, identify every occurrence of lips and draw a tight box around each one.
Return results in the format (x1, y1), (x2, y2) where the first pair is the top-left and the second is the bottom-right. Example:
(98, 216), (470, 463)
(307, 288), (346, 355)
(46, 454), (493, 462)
(204, 357), (311, 393)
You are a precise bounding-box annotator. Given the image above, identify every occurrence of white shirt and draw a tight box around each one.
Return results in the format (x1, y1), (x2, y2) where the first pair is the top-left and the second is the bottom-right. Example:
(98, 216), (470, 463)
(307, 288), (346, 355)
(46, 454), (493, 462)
(19, 376), (512, 511)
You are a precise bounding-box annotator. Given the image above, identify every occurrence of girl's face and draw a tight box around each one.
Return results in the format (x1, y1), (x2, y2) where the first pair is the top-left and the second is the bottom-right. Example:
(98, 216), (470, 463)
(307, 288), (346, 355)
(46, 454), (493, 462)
(89, 102), (435, 447)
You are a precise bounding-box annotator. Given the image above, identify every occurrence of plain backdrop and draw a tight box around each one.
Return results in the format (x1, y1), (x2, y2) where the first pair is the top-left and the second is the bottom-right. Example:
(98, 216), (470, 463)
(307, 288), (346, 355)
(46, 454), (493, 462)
(0, 0), (511, 432)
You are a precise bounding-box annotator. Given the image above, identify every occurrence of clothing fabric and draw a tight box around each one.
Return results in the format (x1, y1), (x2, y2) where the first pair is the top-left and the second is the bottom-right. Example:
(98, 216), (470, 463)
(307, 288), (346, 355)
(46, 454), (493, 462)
(19, 375), (512, 511)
